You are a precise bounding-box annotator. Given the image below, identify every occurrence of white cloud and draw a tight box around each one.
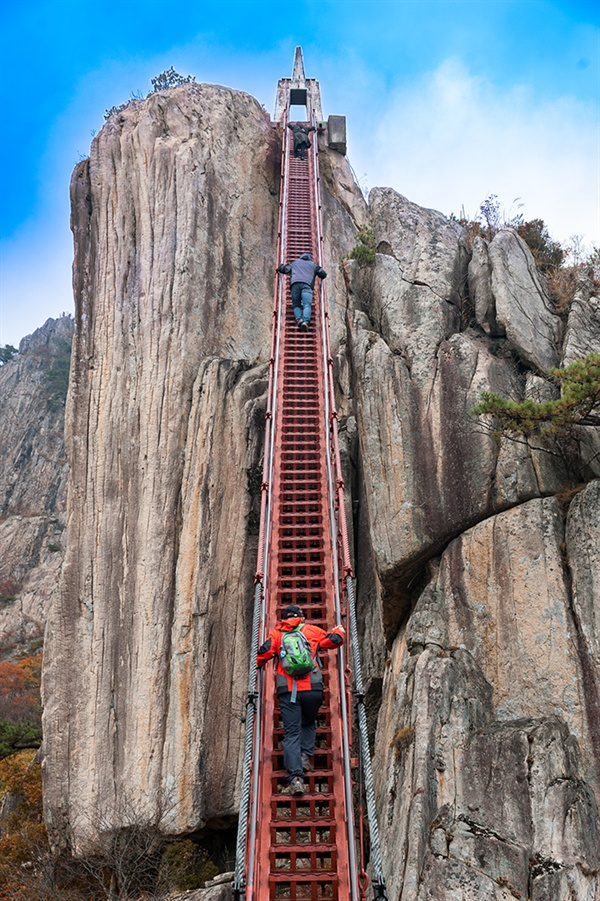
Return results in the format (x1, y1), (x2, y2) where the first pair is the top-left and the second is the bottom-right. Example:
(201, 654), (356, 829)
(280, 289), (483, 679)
(351, 59), (599, 247)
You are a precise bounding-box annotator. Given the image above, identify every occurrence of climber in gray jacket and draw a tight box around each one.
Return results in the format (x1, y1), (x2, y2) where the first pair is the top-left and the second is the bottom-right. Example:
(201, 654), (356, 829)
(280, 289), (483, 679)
(287, 122), (315, 160)
(276, 253), (327, 331)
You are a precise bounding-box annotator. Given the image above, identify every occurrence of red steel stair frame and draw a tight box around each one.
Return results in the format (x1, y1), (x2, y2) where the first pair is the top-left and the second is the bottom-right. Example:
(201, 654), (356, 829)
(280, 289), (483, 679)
(248, 121), (360, 900)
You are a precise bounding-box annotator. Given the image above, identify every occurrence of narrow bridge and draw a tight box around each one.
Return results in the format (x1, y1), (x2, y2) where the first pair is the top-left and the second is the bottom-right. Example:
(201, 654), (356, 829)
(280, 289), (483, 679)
(233, 49), (387, 901)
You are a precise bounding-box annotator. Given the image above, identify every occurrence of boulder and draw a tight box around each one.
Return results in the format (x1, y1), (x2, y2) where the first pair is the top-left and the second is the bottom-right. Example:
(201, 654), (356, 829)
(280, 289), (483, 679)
(562, 281), (600, 365)
(488, 228), (562, 373)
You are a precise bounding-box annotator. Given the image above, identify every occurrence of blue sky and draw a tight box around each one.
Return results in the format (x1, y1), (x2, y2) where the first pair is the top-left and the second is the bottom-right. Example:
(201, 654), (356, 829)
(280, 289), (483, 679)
(1, 0), (598, 348)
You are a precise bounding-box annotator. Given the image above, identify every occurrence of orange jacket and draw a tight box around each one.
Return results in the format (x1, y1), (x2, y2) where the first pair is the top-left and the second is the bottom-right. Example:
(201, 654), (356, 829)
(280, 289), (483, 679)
(257, 616), (345, 694)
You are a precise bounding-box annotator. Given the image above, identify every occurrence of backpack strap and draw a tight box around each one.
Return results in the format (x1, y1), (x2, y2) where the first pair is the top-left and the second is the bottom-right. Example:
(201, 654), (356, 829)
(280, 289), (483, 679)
(290, 625), (301, 703)
(289, 626), (319, 703)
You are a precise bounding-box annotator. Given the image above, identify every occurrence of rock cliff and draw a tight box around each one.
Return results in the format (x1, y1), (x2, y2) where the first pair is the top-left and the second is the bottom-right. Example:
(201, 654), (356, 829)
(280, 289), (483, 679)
(0, 316), (73, 657)
(38, 81), (599, 898)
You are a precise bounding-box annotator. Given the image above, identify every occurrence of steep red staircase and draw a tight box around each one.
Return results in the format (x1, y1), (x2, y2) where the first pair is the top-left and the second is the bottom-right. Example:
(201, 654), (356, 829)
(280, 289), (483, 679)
(252, 125), (355, 900)
(233, 111), (387, 901)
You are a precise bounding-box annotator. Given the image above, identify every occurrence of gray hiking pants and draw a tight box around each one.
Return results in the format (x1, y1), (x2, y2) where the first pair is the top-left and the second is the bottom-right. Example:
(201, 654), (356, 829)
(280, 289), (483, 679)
(279, 689), (323, 780)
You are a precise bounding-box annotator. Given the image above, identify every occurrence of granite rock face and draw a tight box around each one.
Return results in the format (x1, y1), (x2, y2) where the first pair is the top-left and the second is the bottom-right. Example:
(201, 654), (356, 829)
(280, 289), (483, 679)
(344, 192), (570, 651)
(470, 227), (562, 372)
(36, 80), (599, 898)
(42, 84), (280, 849)
(373, 492), (600, 901)
(0, 316), (73, 655)
(562, 278), (600, 365)
(339, 189), (598, 895)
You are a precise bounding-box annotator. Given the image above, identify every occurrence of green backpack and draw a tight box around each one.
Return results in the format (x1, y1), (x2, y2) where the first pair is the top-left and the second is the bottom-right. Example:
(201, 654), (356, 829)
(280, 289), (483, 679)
(279, 626), (317, 677)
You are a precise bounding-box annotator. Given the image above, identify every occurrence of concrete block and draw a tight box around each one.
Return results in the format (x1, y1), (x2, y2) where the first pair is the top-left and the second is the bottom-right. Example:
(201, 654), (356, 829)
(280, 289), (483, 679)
(327, 115), (347, 155)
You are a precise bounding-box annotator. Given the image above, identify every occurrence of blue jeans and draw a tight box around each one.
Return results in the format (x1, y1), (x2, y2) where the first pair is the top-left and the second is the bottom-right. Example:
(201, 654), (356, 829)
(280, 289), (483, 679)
(279, 690), (323, 779)
(291, 282), (313, 324)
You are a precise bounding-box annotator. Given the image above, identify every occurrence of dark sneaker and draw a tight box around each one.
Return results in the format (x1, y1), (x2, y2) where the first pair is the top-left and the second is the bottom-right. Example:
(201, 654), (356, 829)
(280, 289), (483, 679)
(291, 776), (306, 794)
(300, 320), (308, 331)
(280, 776), (306, 795)
(301, 753), (314, 772)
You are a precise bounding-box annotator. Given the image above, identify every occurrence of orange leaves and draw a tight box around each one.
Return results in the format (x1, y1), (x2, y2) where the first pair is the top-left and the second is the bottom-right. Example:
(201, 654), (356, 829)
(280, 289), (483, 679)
(0, 750), (49, 896)
(0, 656), (42, 725)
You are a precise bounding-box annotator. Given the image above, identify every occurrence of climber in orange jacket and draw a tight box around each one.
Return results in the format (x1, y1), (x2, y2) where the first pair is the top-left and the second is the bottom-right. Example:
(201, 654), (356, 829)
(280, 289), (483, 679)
(257, 604), (345, 794)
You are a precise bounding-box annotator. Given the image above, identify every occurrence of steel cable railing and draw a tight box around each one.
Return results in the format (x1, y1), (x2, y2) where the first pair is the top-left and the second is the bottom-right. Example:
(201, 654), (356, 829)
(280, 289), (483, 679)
(346, 575), (388, 898)
(311, 116), (360, 901)
(232, 106), (289, 901)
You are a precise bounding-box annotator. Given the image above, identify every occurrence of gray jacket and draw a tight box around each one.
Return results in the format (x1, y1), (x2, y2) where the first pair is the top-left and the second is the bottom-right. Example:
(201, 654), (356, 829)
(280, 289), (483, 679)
(277, 254), (327, 287)
(287, 123), (315, 150)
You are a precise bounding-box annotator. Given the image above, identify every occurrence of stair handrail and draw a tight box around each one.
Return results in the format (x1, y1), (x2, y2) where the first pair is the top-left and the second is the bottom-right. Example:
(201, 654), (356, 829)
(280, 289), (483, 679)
(232, 105), (290, 901)
(311, 115), (361, 901)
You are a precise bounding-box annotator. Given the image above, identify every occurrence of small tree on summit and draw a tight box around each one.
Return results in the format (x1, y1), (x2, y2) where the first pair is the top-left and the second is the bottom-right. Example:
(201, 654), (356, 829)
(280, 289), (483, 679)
(150, 66), (196, 93)
(104, 68), (197, 119)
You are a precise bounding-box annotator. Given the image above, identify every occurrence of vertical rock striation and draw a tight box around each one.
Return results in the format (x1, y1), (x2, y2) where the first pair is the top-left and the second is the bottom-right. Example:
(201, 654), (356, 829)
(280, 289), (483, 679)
(43, 84), (280, 848)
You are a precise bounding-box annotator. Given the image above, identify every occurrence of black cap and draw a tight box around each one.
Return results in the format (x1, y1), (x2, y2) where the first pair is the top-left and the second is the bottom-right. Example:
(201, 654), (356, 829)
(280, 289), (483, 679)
(282, 605), (304, 619)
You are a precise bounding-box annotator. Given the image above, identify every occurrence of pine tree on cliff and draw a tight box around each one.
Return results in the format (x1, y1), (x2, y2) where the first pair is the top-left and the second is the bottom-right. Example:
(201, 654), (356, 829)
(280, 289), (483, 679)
(472, 352), (600, 439)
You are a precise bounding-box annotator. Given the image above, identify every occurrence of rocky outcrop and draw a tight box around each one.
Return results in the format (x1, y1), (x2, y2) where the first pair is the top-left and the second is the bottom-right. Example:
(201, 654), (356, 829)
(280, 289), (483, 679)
(344, 193), (571, 651)
(36, 78), (599, 899)
(470, 228), (562, 372)
(373, 489), (600, 901)
(0, 316), (73, 655)
(338, 187), (598, 896)
(43, 84), (281, 849)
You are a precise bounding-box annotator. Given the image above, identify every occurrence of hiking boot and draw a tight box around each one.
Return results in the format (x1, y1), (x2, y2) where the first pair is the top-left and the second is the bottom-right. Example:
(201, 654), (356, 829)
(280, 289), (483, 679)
(291, 776), (306, 794)
(280, 776), (306, 795)
(301, 753), (314, 772)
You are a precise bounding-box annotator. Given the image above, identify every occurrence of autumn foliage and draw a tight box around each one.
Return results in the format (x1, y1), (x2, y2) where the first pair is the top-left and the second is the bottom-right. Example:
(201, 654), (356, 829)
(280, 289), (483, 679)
(0, 655), (42, 760)
(0, 750), (50, 900)
(0, 656), (42, 723)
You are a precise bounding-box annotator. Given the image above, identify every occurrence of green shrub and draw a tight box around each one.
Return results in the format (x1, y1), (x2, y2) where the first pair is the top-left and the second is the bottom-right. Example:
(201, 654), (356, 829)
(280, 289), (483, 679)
(0, 721), (43, 760)
(104, 67), (196, 120)
(349, 227), (376, 267)
(0, 345), (17, 365)
(150, 67), (196, 93)
(158, 839), (219, 891)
